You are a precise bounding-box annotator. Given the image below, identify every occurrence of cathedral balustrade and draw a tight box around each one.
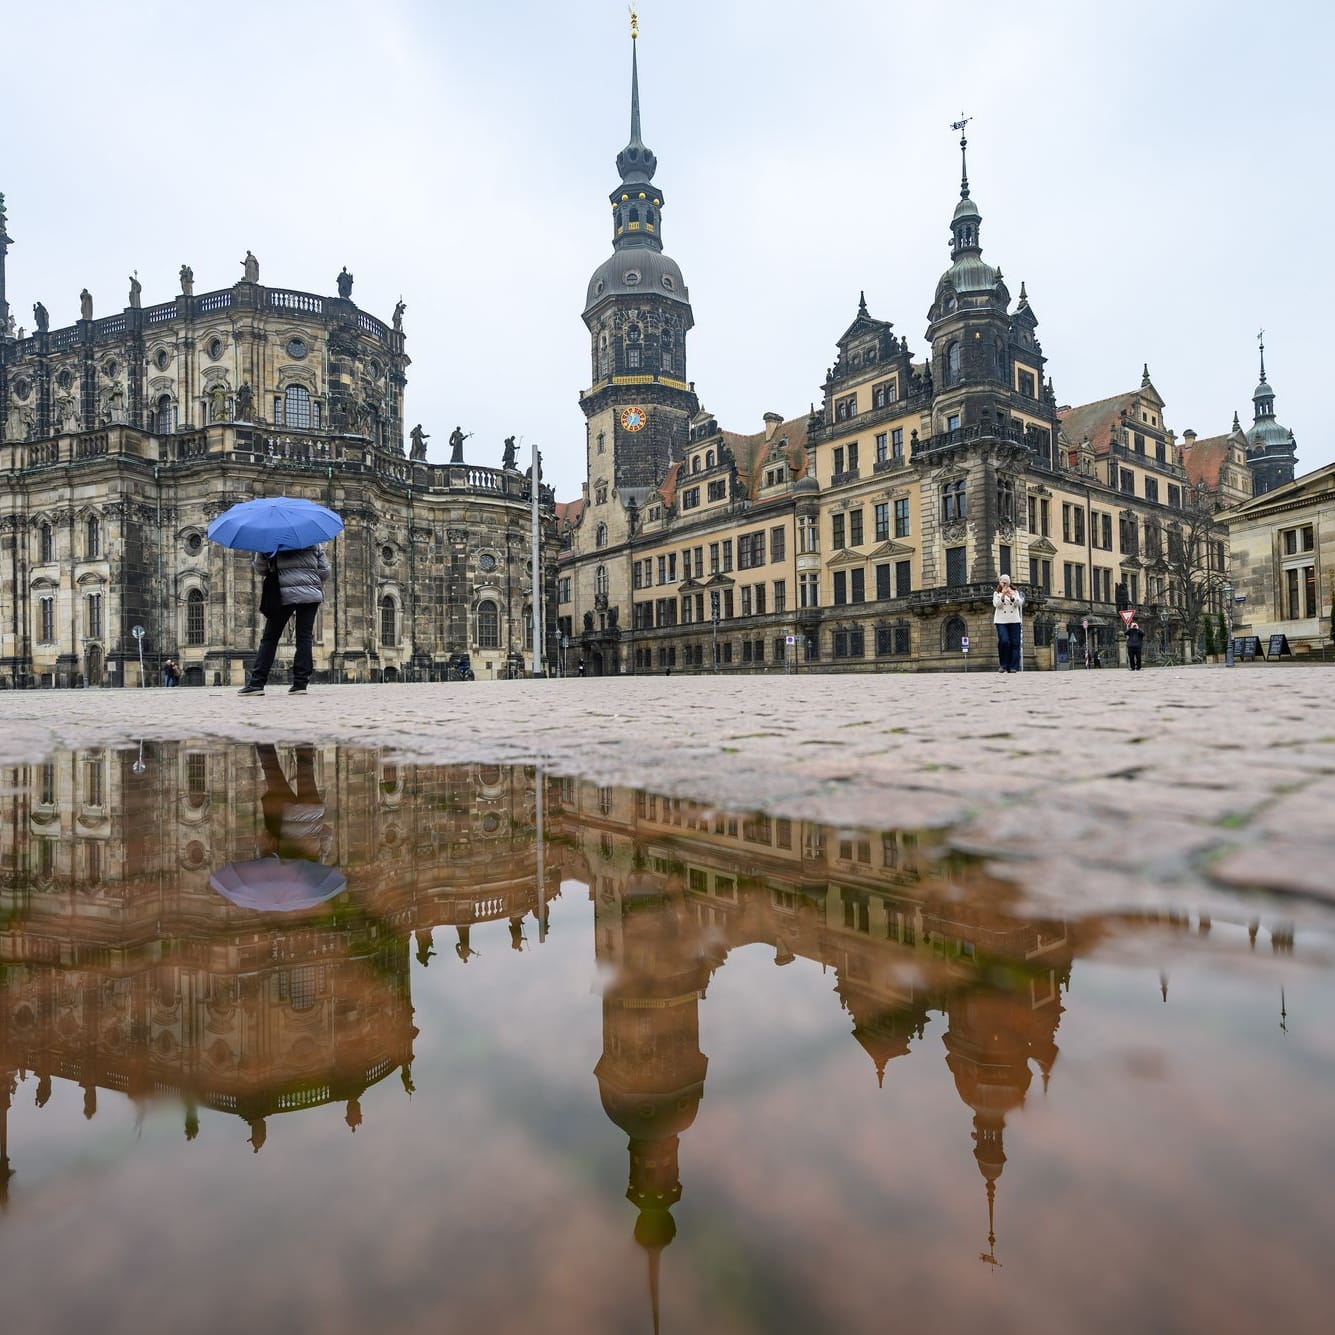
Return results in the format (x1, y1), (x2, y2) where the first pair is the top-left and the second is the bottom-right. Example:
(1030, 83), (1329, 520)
(144, 302), (176, 325)
(267, 289), (324, 317)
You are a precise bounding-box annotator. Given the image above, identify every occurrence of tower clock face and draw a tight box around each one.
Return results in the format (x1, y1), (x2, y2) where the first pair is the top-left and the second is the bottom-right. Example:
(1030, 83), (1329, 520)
(620, 406), (648, 432)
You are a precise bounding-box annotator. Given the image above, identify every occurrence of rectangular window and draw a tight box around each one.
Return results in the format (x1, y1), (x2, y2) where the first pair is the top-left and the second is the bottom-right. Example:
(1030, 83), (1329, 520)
(707, 479), (727, 501)
(87, 593), (103, 639)
(1018, 369), (1036, 398)
(849, 510), (863, 546)
(875, 432), (888, 464)
(895, 559), (912, 598)
(892, 427), (904, 460)
(799, 573), (819, 608)
(832, 514), (846, 550)
(1063, 562), (1086, 600)
(1120, 469), (1135, 495)
(682, 595), (695, 625)
(874, 503), (889, 541)
(1285, 565), (1317, 619)
(847, 442), (859, 473)
(850, 569), (865, 603)
(1134, 432), (1145, 455)
(1167, 484), (1182, 509)
(832, 446), (844, 477)
(773, 580), (786, 613)
(894, 498), (910, 538)
(755, 583), (766, 616)
(942, 479), (966, 523)
(1145, 478), (1159, 503)
(833, 571), (847, 605)
(875, 564), (890, 600)
(999, 545), (1011, 578)
(1094, 567), (1112, 603)
(681, 487), (700, 510)
(797, 516), (818, 554)
(626, 346), (641, 369)
(770, 526), (785, 562)
(39, 597), (55, 643)
(946, 546), (967, 587)
(1282, 525), (1315, 555)
(740, 586), (752, 616)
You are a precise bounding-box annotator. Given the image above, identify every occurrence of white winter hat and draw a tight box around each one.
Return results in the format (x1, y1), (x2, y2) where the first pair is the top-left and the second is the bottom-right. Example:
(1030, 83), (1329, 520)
(998, 574), (1012, 584)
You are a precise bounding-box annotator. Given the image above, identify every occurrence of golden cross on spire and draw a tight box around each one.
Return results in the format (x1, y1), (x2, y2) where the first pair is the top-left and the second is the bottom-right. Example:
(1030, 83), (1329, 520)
(629, 6), (639, 39)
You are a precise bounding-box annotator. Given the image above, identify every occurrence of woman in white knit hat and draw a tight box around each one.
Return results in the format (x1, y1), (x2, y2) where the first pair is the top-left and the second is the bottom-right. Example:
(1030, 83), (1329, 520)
(992, 574), (1024, 673)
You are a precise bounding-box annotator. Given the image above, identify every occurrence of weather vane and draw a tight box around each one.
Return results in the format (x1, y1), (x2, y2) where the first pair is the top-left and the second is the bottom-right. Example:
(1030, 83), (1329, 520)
(951, 113), (972, 135)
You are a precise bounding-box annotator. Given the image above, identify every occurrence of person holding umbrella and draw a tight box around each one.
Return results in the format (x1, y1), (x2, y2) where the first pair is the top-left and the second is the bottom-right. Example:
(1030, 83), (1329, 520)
(206, 495), (342, 697)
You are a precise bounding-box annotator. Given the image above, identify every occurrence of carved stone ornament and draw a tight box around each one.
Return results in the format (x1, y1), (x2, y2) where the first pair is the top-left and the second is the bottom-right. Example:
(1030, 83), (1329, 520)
(942, 519), (968, 543)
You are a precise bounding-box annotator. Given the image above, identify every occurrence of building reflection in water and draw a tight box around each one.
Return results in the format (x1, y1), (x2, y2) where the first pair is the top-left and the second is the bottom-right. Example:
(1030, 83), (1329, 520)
(0, 744), (1298, 1327)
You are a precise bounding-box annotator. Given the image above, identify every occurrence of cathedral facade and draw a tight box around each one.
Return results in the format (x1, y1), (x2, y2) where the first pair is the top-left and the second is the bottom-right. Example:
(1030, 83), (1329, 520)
(558, 39), (1291, 674)
(0, 196), (559, 688)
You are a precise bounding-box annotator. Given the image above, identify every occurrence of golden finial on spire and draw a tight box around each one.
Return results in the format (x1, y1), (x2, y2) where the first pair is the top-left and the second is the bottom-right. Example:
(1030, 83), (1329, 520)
(629, 6), (639, 39)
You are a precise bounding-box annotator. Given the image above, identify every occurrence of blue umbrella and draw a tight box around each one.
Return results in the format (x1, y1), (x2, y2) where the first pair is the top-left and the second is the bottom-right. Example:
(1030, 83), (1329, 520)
(209, 858), (347, 913)
(207, 496), (344, 554)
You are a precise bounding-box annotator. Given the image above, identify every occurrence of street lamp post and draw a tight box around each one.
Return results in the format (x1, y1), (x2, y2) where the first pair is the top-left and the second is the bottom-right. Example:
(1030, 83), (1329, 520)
(1223, 581), (1234, 668)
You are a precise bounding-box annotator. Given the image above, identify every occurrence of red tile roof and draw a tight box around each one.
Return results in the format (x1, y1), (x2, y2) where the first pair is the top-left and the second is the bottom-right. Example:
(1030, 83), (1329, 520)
(556, 497), (585, 528)
(1057, 391), (1139, 456)
(1180, 434), (1231, 490)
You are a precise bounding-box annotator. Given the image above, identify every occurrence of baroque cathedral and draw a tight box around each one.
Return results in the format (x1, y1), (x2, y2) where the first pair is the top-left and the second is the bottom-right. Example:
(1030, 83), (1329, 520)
(557, 29), (1297, 674)
(0, 192), (558, 688)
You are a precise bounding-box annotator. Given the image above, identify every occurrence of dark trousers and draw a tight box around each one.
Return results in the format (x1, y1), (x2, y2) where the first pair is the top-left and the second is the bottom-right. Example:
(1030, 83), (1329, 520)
(996, 622), (1021, 671)
(1128, 647), (1142, 671)
(248, 602), (318, 687)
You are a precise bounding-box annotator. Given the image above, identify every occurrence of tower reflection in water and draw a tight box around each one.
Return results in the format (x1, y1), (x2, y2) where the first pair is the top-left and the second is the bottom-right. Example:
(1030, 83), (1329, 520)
(4, 741), (1281, 1327)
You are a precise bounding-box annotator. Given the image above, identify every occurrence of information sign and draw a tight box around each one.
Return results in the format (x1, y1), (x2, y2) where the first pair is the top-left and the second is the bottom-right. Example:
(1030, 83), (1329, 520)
(1232, 636), (1263, 661)
(1267, 633), (1292, 659)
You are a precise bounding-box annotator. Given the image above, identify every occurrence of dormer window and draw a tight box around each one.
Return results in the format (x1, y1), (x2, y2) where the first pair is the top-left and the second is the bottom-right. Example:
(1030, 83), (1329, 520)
(691, 456), (701, 474)
(705, 450), (714, 468)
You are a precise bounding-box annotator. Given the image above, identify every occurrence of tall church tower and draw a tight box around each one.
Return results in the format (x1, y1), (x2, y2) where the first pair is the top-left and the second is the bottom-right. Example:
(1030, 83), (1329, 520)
(1246, 334), (1298, 496)
(581, 15), (698, 541)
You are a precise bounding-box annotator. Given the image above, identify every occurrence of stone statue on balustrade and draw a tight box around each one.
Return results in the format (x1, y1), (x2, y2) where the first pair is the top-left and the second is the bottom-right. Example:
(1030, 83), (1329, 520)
(336, 267), (354, 299)
(392, 299), (405, 332)
(501, 435), (517, 470)
(128, 274), (142, 309)
(79, 288), (93, 321)
(449, 425), (468, 463)
(241, 251), (259, 282)
(179, 264), (194, 297)
(209, 383), (228, 423)
(409, 424), (430, 460)
(32, 301), (48, 333)
(235, 382), (254, 421)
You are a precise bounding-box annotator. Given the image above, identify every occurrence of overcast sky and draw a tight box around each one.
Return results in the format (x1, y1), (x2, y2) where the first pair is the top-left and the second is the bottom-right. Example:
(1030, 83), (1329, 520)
(3, 0), (1328, 500)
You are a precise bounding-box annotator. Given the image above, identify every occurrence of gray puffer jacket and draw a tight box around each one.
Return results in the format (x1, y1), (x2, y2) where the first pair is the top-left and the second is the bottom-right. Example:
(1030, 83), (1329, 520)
(254, 546), (330, 605)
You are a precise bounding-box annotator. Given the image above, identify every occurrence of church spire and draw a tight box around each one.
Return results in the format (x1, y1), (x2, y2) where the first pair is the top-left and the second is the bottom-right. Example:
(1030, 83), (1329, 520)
(610, 12), (664, 253)
(947, 117), (982, 260)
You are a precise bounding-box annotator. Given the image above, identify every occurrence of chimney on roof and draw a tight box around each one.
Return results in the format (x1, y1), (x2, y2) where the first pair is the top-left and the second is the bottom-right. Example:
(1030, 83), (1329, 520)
(1182, 429), (1197, 448)
(1057, 404), (1071, 413)
(763, 412), (783, 440)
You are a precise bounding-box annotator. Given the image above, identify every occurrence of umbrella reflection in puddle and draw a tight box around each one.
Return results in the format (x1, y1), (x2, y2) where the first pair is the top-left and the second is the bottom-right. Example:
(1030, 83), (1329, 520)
(209, 857), (346, 913)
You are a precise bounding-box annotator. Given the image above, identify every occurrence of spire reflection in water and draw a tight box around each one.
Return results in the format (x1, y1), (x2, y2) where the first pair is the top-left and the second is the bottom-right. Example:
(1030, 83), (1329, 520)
(0, 743), (1328, 1335)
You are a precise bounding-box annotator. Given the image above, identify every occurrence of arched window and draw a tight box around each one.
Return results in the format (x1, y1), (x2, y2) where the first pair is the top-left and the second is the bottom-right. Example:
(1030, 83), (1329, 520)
(942, 616), (966, 653)
(86, 515), (101, 558)
(284, 384), (312, 430)
(706, 450), (714, 468)
(155, 394), (175, 434)
(186, 589), (206, 645)
(595, 522), (608, 548)
(476, 599), (499, 649)
(595, 565), (609, 597)
(692, 456), (701, 474)
(598, 334), (610, 378)
(38, 522), (53, 563)
(380, 595), (397, 646)
(945, 342), (962, 387)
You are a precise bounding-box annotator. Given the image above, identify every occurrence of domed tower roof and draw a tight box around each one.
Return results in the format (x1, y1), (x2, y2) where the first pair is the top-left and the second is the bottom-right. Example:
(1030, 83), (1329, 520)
(1246, 331), (1298, 493)
(939, 121), (998, 297)
(584, 19), (693, 322)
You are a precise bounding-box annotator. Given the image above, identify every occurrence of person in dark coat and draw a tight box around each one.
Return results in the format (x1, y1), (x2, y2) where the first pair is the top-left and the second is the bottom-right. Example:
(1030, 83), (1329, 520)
(1125, 621), (1145, 671)
(240, 545), (329, 696)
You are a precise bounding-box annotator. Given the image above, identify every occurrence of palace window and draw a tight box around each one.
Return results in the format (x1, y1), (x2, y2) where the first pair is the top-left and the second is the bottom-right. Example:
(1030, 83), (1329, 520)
(894, 498), (910, 538)
(595, 565), (609, 597)
(997, 476), (1015, 523)
(155, 394), (175, 434)
(773, 580), (786, 613)
(1282, 524), (1314, 555)
(1284, 565), (1317, 620)
(284, 385), (313, 430)
(770, 527), (785, 562)
(835, 394), (857, 422)
(832, 514), (845, 550)
(942, 479), (966, 523)
(1018, 369), (1036, 399)
(681, 487), (700, 510)
(595, 522), (608, 548)
(875, 503), (889, 542)
(849, 509), (863, 545)
(945, 342), (962, 387)
(896, 559), (912, 598)
(380, 596), (398, 646)
(872, 379), (897, 409)
(942, 616), (966, 652)
(799, 573), (819, 608)
(999, 545), (1012, 578)
(798, 516), (818, 554)
(38, 522), (53, 562)
(832, 627), (865, 659)
(707, 479), (726, 500)
(476, 599), (499, 648)
(86, 592), (103, 639)
(186, 589), (206, 644)
(86, 515), (101, 558)
(875, 432), (888, 464)
(1145, 478), (1159, 504)
(38, 597), (54, 643)
(946, 546), (967, 586)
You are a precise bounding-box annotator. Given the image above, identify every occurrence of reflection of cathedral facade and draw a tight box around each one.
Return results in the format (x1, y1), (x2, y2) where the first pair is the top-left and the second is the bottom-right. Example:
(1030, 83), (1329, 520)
(0, 198), (557, 688)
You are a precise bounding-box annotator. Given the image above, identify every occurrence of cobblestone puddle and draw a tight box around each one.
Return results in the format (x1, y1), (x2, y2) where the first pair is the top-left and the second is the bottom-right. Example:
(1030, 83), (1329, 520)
(2, 743), (1332, 1335)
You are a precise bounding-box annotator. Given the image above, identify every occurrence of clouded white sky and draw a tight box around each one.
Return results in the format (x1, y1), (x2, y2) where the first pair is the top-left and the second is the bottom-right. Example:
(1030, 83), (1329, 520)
(3, 0), (1327, 499)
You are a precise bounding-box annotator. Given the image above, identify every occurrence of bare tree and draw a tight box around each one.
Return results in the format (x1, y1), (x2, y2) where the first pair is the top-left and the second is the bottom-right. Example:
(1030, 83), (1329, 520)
(1159, 481), (1230, 655)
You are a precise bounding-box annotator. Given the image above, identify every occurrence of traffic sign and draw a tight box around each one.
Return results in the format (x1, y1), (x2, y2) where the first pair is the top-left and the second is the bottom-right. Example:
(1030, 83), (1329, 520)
(960, 636), (970, 651)
(785, 634), (796, 645)
(1119, 609), (1135, 627)
(1081, 618), (1089, 630)
(131, 625), (146, 640)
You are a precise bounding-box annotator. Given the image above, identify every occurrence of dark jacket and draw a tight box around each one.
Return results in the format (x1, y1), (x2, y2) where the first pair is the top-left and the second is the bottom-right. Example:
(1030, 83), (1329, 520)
(1125, 627), (1145, 651)
(254, 546), (329, 605)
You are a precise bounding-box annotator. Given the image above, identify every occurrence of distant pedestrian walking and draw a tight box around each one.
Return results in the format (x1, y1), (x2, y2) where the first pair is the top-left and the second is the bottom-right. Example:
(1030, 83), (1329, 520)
(240, 545), (329, 696)
(162, 659), (181, 687)
(992, 575), (1024, 673)
(1125, 621), (1145, 671)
